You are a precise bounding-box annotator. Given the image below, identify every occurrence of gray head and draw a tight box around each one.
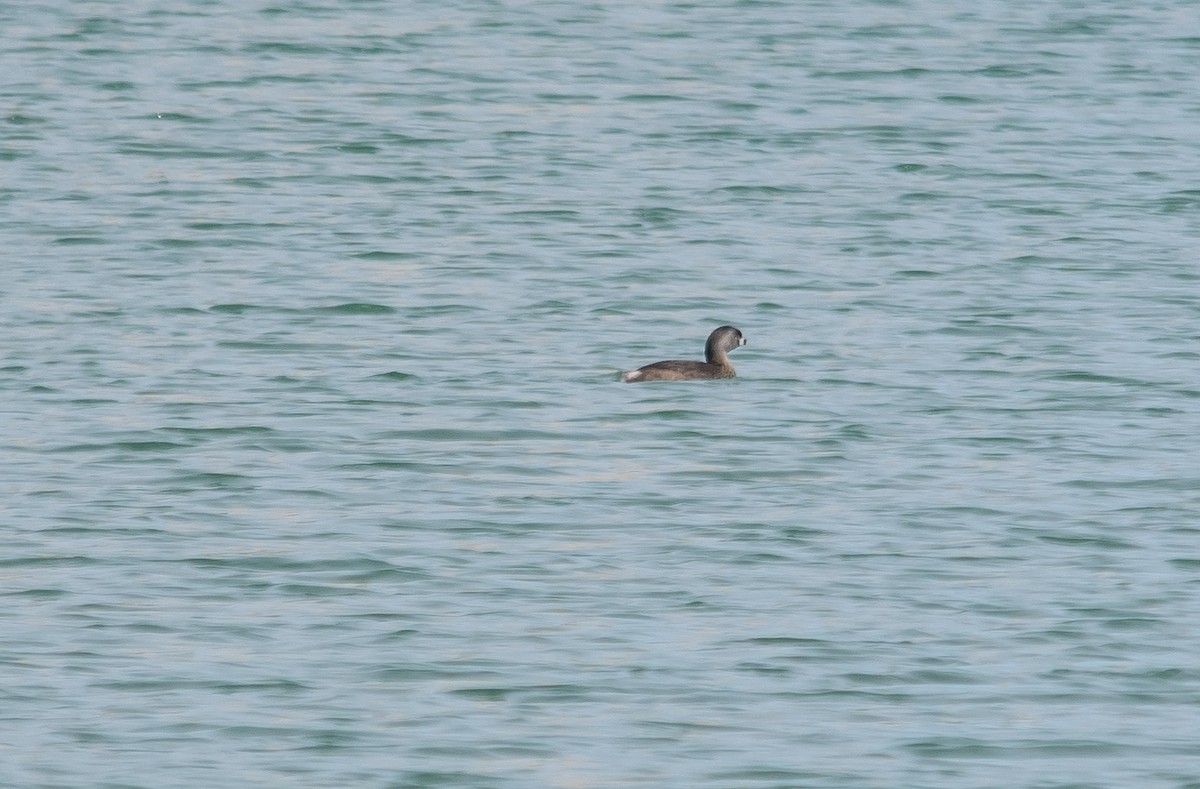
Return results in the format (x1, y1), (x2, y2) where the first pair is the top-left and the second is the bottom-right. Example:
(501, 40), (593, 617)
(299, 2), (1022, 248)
(704, 325), (747, 363)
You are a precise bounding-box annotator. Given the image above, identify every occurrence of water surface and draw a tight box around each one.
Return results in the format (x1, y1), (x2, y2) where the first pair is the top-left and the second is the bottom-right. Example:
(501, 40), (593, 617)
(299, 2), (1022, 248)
(4, 1), (1200, 787)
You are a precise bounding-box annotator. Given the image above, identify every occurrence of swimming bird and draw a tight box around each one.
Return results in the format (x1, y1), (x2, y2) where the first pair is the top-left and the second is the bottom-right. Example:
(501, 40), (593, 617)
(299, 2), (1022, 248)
(620, 325), (746, 382)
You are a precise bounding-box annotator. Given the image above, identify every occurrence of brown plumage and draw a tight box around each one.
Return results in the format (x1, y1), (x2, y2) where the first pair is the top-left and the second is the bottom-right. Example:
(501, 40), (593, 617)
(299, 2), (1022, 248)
(620, 325), (746, 383)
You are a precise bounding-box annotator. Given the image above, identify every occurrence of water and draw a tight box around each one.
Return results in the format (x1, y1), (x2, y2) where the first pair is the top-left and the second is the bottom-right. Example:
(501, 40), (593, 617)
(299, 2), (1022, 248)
(4, 1), (1200, 786)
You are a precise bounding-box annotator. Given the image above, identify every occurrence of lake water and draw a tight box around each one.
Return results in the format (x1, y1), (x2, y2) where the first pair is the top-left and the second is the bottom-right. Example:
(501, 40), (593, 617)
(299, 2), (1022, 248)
(4, 1), (1200, 787)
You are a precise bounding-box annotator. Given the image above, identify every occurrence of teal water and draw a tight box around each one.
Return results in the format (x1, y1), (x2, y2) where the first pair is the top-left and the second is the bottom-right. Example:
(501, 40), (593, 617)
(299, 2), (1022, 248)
(4, 1), (1200, 787)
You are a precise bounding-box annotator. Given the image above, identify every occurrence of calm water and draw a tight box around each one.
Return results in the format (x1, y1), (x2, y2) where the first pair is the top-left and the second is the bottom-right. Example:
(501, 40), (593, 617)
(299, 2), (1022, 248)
(4, 1), (1200, 787)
